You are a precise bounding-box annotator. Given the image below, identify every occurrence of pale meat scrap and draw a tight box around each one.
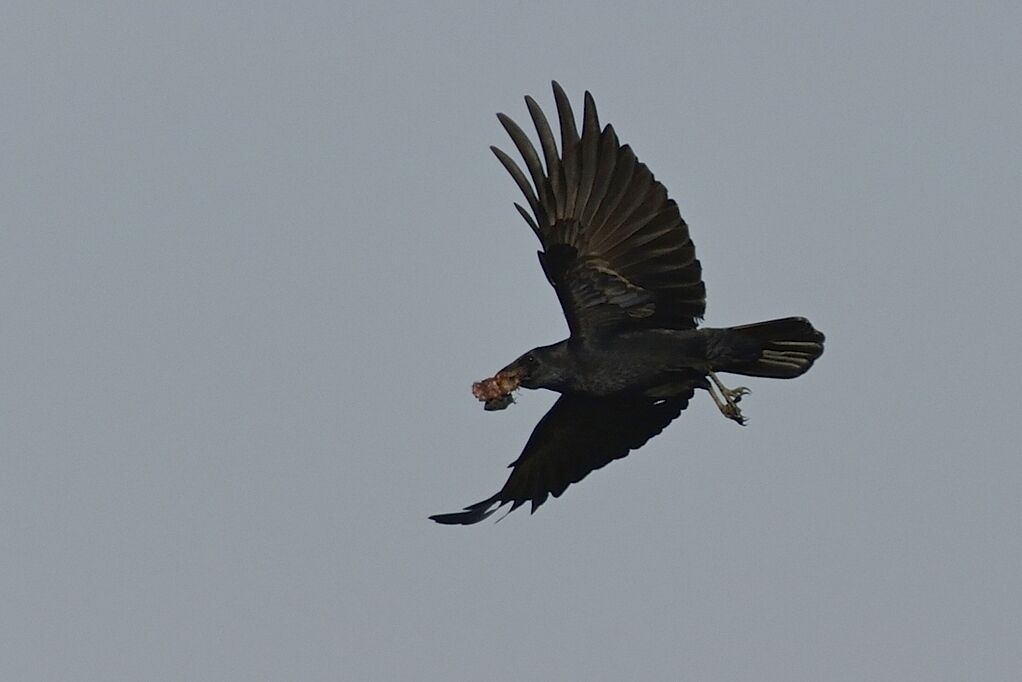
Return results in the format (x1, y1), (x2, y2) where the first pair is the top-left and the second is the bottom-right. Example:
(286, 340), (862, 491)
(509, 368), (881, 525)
(471, 370), (520, 410)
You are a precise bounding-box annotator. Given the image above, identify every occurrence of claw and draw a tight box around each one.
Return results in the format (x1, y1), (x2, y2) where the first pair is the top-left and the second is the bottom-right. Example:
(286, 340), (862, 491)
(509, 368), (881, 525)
(724, 386), (750, 404)
(721, 402), (748, 426)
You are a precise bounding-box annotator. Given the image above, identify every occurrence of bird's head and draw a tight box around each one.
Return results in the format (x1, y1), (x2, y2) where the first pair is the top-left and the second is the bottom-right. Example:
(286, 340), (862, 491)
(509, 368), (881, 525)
(471, 342), (571, 410)
(500, 342), (570, 391)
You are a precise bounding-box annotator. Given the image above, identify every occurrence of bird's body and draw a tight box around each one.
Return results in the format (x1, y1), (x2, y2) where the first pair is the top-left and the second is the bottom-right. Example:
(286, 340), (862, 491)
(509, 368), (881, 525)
(431, 83), (825, 525)
(519, 329), (721, 396)
(518, 334), (685, 395)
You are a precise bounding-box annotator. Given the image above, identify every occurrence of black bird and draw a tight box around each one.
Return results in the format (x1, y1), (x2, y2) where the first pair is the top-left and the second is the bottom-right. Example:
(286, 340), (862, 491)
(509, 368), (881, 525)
(431, 83), (824, 525)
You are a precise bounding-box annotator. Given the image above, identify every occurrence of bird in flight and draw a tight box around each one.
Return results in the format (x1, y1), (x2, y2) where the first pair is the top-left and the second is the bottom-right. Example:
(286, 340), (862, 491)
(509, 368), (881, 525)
(431, 82), (824, 525)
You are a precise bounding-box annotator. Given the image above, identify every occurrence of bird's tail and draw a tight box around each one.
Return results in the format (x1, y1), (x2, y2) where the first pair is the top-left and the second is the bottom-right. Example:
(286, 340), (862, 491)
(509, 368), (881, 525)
(715, 317), (825, 379)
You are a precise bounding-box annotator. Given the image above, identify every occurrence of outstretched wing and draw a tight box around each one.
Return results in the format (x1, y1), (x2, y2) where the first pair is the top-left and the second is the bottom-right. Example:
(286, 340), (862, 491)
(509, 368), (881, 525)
(430, 392), (692, 525)
(492, 81), (705, 340)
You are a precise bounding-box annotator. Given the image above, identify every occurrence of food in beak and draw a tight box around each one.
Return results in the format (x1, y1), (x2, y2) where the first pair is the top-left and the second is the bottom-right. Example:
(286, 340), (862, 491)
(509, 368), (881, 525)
(471, 369), (521, 410)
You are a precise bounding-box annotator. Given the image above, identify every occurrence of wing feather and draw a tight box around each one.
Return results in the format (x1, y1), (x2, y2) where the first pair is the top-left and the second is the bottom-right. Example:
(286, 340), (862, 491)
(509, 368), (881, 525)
(575, 91), (601, 219)
(525, 95), (563, 222)
(580, 125), (619, 228)
(553, 81), (581, 218)
(490, 145), (541, 226)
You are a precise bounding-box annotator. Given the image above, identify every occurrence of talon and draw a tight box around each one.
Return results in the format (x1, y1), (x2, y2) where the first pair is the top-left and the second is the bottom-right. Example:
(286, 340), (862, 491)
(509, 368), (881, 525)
(722, 403), (747, 426)
(725, 386), (750, 403)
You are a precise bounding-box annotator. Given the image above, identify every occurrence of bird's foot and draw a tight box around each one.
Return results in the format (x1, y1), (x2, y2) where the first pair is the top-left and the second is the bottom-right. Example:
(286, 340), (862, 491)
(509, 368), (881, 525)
(707, 372), (750, 426)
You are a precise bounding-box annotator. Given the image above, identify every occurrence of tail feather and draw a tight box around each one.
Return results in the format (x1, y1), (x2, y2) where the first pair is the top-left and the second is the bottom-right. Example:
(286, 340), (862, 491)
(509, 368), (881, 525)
(719, 317), (825, 379)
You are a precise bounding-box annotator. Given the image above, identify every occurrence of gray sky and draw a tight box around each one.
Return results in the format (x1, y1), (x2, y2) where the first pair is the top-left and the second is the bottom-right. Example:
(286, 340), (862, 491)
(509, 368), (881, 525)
(3, 2), (1021, 680)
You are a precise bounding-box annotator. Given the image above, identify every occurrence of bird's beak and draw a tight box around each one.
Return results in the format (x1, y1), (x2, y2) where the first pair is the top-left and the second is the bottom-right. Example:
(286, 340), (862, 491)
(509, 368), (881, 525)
(497, 359), (527, 380)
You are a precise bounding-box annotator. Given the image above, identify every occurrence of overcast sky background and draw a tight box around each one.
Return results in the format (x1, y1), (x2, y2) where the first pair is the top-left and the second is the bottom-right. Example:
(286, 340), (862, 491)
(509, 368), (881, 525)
(3, 2), (1021, 680)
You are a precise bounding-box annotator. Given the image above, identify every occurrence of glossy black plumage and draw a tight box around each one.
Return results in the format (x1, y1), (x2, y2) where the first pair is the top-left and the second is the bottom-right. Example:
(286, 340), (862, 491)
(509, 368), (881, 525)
(431, 83), (825, 525)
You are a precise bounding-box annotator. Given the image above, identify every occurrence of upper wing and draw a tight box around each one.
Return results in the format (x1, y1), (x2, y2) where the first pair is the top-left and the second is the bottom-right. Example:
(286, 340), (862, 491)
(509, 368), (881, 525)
(492, 81), (705, 339)
(429, 392), (692, 525)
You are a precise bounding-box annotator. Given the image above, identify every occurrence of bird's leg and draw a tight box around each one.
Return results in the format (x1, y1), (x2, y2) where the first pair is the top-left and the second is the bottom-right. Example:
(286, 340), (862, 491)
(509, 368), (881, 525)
(706, 371), (750, 426)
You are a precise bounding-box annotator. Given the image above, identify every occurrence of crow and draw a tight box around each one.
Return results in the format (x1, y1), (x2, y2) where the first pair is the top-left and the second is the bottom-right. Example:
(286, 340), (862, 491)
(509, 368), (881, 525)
(431, 82), (824, 525)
